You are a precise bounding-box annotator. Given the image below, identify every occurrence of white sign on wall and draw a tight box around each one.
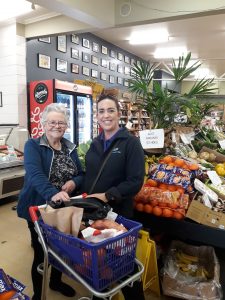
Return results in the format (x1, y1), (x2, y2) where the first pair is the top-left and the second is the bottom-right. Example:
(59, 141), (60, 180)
(139, 129), (164, 149)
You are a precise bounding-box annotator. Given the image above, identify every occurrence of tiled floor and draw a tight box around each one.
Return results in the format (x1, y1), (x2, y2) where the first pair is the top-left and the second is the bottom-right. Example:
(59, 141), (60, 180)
(0, 196), (224, 300)
(0, 196), (166, 300)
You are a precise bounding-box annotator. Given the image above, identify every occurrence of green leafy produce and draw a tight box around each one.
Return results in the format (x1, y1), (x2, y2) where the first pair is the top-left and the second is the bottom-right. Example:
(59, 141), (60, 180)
(77, 140), (92, 170)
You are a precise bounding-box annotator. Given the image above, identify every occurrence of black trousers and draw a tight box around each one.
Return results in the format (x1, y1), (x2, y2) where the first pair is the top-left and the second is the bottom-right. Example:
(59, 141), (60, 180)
(27, 221), (62, 300)
(92, 265), (145, 300)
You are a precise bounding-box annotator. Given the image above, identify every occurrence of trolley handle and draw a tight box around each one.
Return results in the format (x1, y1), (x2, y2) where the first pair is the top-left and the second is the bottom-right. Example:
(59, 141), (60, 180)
(29, 206), (40, 222)
(29, 193), (87, 223)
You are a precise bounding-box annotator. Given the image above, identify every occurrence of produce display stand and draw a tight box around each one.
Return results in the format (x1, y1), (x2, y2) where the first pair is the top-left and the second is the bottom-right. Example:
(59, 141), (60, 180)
(134, 211), (225, 249)
(29, 205), (144, 300)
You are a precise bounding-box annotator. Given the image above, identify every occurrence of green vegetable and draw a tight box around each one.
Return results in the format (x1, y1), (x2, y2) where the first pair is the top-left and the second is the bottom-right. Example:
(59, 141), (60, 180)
(77, 140), (92, 170)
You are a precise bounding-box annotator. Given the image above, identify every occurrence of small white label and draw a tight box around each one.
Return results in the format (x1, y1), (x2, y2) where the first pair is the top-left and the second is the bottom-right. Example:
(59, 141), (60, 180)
(207, 171), (223, 186)
(202, 194), (212, 208)
(180, 133), (194, 144)
(211, 218), (216, 224)
(219, 139), (225, 149)
(125, 121), (133, 130)
(171, 132), (177, 143)
(139, 129), (164, 149)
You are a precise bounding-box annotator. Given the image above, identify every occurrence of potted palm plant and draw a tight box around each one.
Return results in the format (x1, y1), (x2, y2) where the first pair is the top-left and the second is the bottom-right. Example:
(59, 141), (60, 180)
(128, 52), (217, 129)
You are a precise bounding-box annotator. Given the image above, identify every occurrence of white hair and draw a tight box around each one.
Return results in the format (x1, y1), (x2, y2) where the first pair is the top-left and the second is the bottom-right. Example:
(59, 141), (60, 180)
(40, 103), (69, 127)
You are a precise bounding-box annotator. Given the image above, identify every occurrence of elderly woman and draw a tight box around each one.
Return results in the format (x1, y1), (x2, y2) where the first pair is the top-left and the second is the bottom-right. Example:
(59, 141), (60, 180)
(17, 103), (83, 300)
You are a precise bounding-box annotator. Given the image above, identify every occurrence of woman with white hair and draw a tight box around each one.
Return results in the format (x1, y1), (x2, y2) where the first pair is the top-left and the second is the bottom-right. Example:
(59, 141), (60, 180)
(17, 103), (83, 300)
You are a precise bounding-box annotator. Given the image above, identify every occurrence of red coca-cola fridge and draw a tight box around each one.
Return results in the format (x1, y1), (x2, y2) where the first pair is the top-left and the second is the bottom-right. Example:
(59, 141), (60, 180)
(28, 79), (93, 145)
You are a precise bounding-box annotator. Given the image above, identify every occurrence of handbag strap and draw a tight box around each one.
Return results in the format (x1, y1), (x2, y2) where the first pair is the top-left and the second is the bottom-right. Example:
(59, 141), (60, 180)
(88, 140), (120, 194)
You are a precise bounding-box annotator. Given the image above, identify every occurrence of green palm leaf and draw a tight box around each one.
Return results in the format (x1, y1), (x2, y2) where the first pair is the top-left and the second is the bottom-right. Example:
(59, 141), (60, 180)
(172, 52), (201, 82)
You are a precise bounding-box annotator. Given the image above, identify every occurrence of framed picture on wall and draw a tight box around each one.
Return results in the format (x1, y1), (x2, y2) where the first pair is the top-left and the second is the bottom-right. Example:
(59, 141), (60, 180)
(101, 45), (108, 55)
(92, 42), (99, 53)
(109, 75), (115, 84)
(117, 64), (123, 74)
(91, 55), (99, 65)
(82, 52), (90, 63)
(56, 58), (67, 73)
(71, 34), (79, 44)
(71, 48), (79, 59)
(82, 66), (90, 76)
(124, 55), (130, 64)
(38, 37), (51, 43)
(91, 69), (98, 78)
(71, 63), (79, 74)
(117, 52), (124, 61)
(57, 35), (67, 52)
(101, 59), (108, 68)
(124, 66), (130, 75)
(82, 38), (90, 49)
(117, 77), (123, 85)
(110, 49), (116, 58)
(109, 62), (116, 71)
(124, 79), (129, 87)
(100, 72), (107, 81)
(131, 58), (136, 66)
(38, 54), (51, 69)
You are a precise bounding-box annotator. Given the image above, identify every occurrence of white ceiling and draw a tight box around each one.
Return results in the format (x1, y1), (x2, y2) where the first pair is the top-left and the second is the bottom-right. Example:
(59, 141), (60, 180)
(7, 0), (225, 79)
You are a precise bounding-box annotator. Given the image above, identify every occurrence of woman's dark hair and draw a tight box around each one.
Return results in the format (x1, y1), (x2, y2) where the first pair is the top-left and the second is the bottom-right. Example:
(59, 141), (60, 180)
(97, 93), (120, 111)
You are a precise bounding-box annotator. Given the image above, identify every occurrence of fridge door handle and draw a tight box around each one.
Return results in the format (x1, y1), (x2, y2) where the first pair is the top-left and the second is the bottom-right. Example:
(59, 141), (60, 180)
(75, 109), (79, 145)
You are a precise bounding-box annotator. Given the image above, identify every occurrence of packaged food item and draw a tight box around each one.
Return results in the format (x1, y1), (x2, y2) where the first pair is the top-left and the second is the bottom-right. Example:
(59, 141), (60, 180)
(0, 269), (29, 300)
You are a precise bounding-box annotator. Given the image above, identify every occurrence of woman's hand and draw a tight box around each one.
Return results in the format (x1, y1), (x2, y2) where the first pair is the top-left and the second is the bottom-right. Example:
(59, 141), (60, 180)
(51, 191), (70, 202)
(87, 193), (108, 203)
(61, 180), (76, 194)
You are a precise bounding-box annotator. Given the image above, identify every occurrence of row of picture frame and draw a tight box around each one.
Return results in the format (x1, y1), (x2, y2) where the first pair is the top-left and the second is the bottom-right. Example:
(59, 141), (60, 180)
(38, 34), (139, 65)
(37, 54), (130, 85)
(71, 50), (131, 74)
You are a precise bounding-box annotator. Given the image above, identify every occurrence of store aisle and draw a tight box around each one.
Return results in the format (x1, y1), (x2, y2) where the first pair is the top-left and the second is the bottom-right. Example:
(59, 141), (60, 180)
(0, 198), (167, 300)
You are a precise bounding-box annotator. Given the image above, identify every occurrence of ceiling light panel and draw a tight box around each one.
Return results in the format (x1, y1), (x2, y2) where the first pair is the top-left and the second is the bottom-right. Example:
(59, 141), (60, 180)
(0, 0), (32, 22)
(129, 29), (169, 45)
(154, 47), (187, 59)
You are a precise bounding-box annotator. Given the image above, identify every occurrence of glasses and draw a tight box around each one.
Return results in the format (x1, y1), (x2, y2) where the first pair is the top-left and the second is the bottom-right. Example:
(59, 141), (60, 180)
(97, 108), (117, 115)
(46, 121), (67, 128)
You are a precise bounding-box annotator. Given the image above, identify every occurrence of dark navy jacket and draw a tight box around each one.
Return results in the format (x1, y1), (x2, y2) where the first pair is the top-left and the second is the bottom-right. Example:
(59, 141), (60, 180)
(17, 135), (83, 221)
(83, 128), (145, 218)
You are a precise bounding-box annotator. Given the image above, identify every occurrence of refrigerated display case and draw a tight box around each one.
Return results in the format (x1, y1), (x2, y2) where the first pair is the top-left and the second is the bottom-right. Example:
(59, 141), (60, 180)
(0, 125), (29, 199)
(28, 79), (93, 145)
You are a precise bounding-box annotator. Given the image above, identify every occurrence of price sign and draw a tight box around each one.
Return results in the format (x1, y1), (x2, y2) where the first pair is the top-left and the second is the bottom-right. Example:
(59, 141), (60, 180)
(219, 139), (225, 149)
(139, 129), (164, 149)
(207, 170), (223, 186)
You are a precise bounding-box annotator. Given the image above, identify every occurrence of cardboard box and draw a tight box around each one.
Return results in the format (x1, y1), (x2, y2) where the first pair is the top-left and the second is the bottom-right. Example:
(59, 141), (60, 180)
(161, 240), (222, 300)
(186, 200), (225, 230)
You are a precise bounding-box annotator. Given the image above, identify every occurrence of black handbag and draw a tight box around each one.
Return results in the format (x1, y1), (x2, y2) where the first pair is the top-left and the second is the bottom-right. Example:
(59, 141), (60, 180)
(49, 197), (111, 221)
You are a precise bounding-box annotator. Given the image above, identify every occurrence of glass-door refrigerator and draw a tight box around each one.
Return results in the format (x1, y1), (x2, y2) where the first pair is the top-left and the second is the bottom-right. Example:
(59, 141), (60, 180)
(28, 79), (93, 145)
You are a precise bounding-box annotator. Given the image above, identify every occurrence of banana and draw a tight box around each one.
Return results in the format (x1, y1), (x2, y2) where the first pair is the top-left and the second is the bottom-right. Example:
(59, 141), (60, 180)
(178, 251), (199, 263)
(145, 161), (149, 175)
(180, 266), (190, 272)
(202, 268), (210, 279)
(176, 252), (193, 265)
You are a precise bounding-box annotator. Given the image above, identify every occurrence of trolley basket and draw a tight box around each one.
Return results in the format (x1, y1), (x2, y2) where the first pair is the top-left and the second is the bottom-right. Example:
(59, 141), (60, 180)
(38, 214), (142, 291)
